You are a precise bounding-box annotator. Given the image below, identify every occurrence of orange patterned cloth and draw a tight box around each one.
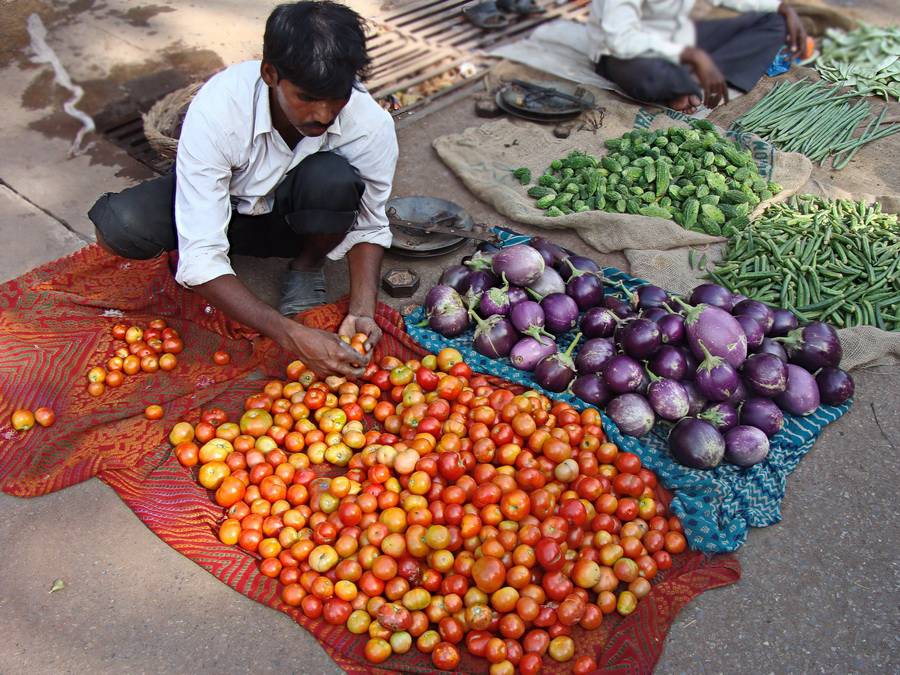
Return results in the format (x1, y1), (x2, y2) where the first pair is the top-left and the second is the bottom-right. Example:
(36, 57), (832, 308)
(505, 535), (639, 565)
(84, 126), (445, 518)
(0, 245), (739, 673)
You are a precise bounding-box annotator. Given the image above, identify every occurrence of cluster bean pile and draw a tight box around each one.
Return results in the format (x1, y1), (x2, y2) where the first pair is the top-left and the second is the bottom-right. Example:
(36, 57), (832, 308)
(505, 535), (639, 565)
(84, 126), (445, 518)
(171, 349), (688, 673)
(735, 79), (899, 169)
(425, 240), (854, 470)
(519, 121), (781, 235)
(816, 23), (900, 101)
(706, 196), (900, 330)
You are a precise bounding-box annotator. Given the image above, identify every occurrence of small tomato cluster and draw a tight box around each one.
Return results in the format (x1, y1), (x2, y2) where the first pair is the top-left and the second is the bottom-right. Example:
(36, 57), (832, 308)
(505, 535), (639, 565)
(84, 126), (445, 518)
(85, 319), (184, 397)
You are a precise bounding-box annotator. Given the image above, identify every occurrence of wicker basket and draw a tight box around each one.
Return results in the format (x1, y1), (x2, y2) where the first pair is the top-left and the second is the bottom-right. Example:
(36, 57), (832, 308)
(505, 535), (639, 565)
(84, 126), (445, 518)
(142, 81), (203, 160)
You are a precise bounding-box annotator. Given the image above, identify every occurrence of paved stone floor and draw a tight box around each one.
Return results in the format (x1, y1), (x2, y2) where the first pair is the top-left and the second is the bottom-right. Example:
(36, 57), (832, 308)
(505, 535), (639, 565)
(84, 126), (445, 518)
(0, 1), (897, 673)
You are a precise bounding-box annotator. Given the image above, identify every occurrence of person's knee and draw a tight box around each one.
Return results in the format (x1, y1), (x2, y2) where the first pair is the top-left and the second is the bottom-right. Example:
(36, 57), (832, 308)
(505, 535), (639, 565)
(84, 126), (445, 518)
(87, 193), (164, 260)
(292, 152), (364, 212)
(759, 11), (787, 33)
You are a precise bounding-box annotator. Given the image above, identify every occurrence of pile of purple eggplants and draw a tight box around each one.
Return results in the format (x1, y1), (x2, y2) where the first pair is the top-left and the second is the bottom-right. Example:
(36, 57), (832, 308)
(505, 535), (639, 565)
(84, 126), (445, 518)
(424, 238), (855, 471)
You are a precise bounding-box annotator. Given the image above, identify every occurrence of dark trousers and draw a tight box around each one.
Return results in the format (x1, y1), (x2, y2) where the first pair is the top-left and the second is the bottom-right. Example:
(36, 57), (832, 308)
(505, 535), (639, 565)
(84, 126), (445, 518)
(595, 12), (787, 103)
(88, 151), (364, 260)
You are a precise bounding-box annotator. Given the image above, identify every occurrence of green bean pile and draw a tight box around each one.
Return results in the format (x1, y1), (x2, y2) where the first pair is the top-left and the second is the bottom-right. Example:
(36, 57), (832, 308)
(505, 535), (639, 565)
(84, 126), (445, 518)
(735, 79), (899, 170)
(705, 196), (900, 330)
(816, 23), (900, 101)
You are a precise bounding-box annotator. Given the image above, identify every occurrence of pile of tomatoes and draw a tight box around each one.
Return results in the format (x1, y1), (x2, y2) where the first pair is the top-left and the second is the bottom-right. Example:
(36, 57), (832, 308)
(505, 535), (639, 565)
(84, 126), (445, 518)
(170, 347), (687, 674)
(85, 319), (184, 397)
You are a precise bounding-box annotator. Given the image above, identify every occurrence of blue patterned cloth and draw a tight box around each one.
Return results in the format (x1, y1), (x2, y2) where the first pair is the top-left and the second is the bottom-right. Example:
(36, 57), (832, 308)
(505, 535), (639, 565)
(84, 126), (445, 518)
(405, 229), (851, 552)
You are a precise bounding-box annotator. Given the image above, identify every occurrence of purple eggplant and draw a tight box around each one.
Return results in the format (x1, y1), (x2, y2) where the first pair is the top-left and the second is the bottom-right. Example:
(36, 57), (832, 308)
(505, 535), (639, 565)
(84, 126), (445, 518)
(603, 354), (645, 394)
(680, 347), (699, 375)
(530, 237), (569, 267)
(462, 250), (494, 271)
(575, 337), (617, 374)
(615, 317), (661, 359)
(541, 293), (580, 334)
(689, 283), (735, 311)
(815, 367), (854, 406)
(649, 345), (689, 380)
(533, 333), (582, 392)
(491, 245), (545, 286)
(641, 307), (668, 322)
(698, 402), (739, 432)
(527, 267), (566, 299)
(439, 265), (470, 291)
(509, 300), (545, 333)
(647, 377), (690, 421)
(510, 334), (558, 371)
(724, 425), (770, 467)
(724, 378), (749, 406)
(424, 285), (470, 337)
(668, 418), (725, 469)
(676, 298), (748, 369)
(506, 286), (529, 306)
(733, 299), (774, 333)
(580, 307), (618, 339)
(566, 270), (605, 311)
(602, 295), (636, 318)
(557, 255), (600, 281)
(742, 353), (788, 397)
(479, 282), (512, 317)
(694, 340), (741, 402)
(756, 337), (788, 362)
(470, 311), (518, 359)
(740, 397), (784, 437)
(768, 309), (798, 338)
(735, 315), (764, 350)
(774, 364), (821, 415)
(682, 380), (707, 416)
(779, 322), (843, 371)
(656, 313), (685, 345)
(571, 373), (612, 407)
(637, 285), (671, 310)
(607, 394), (656, 437)
(461, 270), (498, 297)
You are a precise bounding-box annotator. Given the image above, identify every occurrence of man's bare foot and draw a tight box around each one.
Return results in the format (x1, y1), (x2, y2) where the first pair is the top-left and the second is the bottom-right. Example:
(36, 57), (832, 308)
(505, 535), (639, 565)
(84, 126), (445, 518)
(668, 94), (702, 114)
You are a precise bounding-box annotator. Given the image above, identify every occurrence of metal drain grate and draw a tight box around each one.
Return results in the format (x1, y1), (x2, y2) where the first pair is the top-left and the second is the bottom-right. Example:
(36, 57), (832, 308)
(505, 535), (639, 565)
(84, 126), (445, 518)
(98, 0), (590, 172)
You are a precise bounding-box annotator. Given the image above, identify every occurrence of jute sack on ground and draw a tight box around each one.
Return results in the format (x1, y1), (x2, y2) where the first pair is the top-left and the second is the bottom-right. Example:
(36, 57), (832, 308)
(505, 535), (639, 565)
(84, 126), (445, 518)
(433, 62), (812, 255)
(626, 190), (900, 370)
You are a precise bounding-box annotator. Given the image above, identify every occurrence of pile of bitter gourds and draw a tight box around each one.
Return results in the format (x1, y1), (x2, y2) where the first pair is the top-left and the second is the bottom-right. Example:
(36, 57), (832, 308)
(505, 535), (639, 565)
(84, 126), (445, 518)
(519, 120), (780, 236)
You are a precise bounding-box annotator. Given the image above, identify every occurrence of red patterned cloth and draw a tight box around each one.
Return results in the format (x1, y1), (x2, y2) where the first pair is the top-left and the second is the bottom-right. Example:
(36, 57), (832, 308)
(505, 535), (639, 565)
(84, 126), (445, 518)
(0, 246), (740, 674)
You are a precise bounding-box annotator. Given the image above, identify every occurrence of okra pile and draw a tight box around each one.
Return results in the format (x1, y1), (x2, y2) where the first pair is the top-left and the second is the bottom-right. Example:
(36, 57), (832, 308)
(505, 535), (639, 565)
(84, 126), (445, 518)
(523, 120), (780, 236)
(706, 196), (900, 330)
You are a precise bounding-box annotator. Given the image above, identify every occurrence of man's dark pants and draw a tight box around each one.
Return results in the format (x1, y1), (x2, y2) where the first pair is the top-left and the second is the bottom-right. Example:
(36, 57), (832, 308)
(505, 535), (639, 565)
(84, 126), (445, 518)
(595, 13), (787, 104)
(88, 151), (364, 262)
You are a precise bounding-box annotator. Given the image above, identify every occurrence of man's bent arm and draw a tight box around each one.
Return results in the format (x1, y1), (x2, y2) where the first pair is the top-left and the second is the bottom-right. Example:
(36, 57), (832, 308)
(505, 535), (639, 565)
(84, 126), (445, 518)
(347, 242), (384, 319)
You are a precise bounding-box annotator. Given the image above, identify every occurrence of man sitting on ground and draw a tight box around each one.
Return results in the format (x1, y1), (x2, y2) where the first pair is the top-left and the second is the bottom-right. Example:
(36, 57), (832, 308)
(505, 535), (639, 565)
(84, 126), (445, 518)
(88, 1), (398, 378)
(588, 0), (807, 113)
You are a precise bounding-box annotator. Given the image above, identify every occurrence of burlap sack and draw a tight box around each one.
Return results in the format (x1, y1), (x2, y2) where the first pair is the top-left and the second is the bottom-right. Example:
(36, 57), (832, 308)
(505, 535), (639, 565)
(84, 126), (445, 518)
(433, 62), (812, 255)
(625, 190), (900, 370)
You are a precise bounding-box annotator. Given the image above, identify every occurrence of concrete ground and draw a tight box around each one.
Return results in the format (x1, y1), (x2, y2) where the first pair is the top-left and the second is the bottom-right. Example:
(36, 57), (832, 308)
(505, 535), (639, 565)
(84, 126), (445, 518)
(0, 1), (898, 674)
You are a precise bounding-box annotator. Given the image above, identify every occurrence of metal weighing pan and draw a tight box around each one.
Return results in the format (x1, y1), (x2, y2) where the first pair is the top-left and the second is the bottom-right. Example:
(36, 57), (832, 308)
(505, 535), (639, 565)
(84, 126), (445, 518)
(495, 91), (581, 124)
(387, 196), (474, 258)
(499, 80), (595, 117)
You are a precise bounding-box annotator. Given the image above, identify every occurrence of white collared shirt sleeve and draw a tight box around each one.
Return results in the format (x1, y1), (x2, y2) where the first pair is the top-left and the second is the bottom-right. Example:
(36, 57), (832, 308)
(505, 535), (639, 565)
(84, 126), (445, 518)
(592, 0), (687, 63)
(173, 96), (236, 288)
(710, 0), (781, 13)
(326, 112), (398, 260)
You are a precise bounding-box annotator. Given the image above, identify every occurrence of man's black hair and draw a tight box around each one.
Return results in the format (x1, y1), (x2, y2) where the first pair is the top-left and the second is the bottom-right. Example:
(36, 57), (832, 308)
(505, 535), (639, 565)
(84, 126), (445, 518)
(263, 1), (370, 100)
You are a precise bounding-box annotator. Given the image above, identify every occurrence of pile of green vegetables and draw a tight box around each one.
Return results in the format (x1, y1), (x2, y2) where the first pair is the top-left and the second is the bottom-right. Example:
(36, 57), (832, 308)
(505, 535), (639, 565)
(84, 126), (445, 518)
(704, 196), (900, 330)
(816, 23), (900, 101)
(735, 79), (899, 170)
(518, 121), (780, 236)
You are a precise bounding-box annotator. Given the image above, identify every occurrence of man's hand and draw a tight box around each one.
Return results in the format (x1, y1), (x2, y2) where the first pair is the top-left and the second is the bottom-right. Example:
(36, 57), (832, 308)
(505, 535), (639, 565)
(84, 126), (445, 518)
(778, 2), (807, 56)
(681, 47), (729, 109)
(278, 322), (367, 378)
(338, 313), (382, 356)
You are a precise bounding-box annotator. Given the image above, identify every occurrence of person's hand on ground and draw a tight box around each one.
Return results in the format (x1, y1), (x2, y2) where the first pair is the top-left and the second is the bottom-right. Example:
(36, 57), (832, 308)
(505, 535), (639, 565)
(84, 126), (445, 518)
(279, 323), (367, 378)
(338, 313), (382, 356)
(681, 47), (729, 109)
(778, 3), (807, 55)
